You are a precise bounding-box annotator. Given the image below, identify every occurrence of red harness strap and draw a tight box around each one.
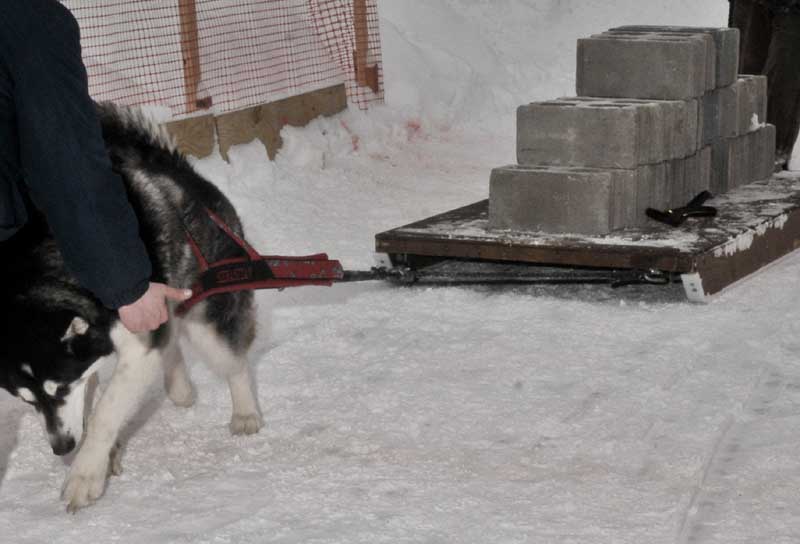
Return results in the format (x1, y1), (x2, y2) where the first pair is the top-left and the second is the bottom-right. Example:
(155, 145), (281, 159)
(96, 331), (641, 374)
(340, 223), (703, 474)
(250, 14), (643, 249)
(175, 208), (343, 316)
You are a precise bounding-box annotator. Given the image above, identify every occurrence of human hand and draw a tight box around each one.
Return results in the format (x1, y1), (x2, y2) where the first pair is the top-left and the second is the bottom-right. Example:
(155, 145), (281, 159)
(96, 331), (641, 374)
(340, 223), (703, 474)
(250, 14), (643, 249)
(118, 282), (192, 333)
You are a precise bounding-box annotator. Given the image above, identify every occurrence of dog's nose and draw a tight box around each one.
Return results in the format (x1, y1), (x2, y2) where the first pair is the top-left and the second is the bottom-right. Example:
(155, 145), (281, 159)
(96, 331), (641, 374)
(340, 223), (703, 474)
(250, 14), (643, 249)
(51, 435), (76, 456)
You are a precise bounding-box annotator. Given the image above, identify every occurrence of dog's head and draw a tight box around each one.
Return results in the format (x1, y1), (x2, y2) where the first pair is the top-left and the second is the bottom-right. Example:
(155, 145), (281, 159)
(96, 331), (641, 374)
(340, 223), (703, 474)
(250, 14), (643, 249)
(0, 298), (114, 456)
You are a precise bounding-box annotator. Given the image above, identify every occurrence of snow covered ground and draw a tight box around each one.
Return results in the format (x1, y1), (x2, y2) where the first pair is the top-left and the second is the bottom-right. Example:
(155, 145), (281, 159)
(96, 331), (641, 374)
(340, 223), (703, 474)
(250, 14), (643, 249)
(5, 1), (800, 542)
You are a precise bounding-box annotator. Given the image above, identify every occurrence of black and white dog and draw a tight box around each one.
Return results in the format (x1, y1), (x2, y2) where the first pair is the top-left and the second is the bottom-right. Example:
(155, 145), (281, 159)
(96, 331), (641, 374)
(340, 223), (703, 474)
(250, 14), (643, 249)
(0, 103), (262, 511)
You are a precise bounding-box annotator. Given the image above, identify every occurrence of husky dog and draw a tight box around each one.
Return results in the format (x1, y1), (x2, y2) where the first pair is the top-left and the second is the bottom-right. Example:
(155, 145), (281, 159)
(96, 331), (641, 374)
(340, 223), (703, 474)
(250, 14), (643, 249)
(0, 103), (262, 512)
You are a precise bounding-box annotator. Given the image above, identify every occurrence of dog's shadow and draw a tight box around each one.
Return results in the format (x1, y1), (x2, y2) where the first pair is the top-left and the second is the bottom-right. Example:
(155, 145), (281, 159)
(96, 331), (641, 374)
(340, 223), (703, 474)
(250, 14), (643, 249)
(0, 393), (23, 489)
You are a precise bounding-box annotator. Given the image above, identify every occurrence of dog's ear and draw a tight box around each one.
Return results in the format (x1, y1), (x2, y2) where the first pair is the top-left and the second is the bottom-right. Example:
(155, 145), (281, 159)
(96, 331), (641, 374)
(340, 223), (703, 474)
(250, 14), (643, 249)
(59, 315), (114, 363)
(61, 316), (90, 343)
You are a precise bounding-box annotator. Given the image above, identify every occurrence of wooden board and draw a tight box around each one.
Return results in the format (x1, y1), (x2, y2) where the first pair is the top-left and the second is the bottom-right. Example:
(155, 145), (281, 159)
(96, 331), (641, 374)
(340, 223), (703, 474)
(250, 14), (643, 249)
(215, 84), (348, 160)
(375, 174), (800, 299)
(160, 84), (347, 160)
(165, 114), (216, 158)
(178, 0), (209, 113)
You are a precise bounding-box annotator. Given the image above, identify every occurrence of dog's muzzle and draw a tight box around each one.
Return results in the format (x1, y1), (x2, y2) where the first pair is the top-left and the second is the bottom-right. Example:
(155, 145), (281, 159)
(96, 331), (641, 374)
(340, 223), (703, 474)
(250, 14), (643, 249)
(50, 435), (76, 456)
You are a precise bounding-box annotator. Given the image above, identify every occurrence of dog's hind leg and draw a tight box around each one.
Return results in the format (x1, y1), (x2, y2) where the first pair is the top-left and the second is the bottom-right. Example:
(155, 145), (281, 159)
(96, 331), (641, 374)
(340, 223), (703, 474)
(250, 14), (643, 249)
(163, 337), (196, 408)
(62, 325), (164, 512)
(183, 317), (263, 436)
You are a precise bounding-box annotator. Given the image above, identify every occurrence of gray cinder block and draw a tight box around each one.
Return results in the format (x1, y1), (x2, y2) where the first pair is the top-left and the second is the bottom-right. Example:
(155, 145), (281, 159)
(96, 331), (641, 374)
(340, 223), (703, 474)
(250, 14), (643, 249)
(699, 146), (713, 195)
(610, 26), (739, 88)
(727, 125), (775, 186)
(717, 85), (740, 140)
(728, 135), (747, 190)
(710, 138), (731, 194)
(516, 98), (697, 169)
(682, 147), (712, 202)
(488, 165), (638, 234)
(666, 155), (687, 207)
(736, 75), (768, 135)
(704, 77), (766, 143)
(577, 32), (714, 100)
(701, 86), (738, 145)
(758, 124), (777, 180)
(647, 162), (670, 211)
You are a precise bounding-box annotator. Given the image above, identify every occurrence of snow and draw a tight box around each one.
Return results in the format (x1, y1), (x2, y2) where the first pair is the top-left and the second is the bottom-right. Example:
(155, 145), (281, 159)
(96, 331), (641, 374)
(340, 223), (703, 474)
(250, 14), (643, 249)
(6, 1), (800, 542)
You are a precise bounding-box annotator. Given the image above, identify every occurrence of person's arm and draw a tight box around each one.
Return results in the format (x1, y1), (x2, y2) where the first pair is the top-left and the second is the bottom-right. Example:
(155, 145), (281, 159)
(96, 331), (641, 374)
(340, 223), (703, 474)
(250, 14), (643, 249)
(10, 1), (152, 309)
(4, 1), (191, 332)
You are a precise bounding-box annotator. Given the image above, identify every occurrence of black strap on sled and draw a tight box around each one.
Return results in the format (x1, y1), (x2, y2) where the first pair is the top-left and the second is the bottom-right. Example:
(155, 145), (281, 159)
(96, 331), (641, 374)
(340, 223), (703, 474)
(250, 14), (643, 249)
(645, 191), (717, 227)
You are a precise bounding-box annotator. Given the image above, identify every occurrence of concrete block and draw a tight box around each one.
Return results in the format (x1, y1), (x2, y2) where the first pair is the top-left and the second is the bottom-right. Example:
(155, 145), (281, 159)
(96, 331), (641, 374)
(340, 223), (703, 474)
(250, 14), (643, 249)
(603, 30), (715, 92)
(727, 134), (751, 190)
(709, 119), (771, 194)
(677, 98), (700, 157)
(648, 162), (670, 211)
(488, 165), (637, 234)
(700, 86), (738, 145)
(666, 155), (687, 208)
(682, 148), (712, 202)
(754, 124), (776, 181)
(614, 170), (639, 228)
(610, 26), (739, 88)
(516, 97), (696, 168)
(736, 75), (768, 134)
(699, 146), (713, 194)
(683, 152), (697, 203)
(636, 162), (656, 219)
(577, 32), (713, 99)
(717, 85), (740, 139)
(710, 138), (732, 194)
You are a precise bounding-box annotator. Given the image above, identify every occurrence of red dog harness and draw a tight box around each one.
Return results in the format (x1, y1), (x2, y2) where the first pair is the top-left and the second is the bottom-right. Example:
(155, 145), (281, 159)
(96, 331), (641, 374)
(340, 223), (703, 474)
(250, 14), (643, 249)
(175, 208), (344, 316)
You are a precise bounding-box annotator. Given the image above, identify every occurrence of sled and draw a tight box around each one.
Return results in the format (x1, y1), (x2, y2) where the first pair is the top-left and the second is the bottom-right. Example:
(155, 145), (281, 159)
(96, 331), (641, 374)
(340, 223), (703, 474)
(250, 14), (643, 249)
(374, 174), (800, 302)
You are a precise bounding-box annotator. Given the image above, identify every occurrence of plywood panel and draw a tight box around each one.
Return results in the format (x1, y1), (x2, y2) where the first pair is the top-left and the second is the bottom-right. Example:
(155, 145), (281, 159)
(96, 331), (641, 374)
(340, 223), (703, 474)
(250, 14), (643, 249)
(165, 114), (216, 158)
(215, 84), (347, 160)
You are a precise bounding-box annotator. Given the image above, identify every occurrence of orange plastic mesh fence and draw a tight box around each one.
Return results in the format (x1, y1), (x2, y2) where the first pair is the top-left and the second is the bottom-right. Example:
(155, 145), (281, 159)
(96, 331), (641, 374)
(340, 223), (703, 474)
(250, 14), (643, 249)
(61, 0), (384, 118)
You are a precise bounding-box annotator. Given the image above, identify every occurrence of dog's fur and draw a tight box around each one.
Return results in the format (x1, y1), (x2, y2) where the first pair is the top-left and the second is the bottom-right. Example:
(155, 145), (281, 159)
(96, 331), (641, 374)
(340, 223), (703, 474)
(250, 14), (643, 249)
(0, 103), (262, 511)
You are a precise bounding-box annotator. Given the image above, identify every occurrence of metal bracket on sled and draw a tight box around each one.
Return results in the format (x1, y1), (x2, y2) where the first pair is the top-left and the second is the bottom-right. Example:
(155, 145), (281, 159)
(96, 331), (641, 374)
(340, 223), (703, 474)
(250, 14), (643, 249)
(339, 256), (676, 289)
(681, 272), (707, 303)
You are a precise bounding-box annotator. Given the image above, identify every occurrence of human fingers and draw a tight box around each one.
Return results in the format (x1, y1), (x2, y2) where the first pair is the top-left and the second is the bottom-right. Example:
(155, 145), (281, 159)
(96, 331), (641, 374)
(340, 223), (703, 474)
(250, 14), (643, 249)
(162, 285), (193, 302)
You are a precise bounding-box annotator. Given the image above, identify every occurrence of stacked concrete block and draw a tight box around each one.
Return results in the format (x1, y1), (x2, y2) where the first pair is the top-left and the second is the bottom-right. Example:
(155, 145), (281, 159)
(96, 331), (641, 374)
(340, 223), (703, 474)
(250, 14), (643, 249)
(516, 98), (697, 168)
(609, 26), (739, 88)
(703, 75), (767, 145)
(708, 76), (771, 193)
(714, 124), (776, 192)
(489, 146), (713, 234)
(488, 25), (777, 236)
(576, 31), (715, 100)
(489, 165), (637, 234)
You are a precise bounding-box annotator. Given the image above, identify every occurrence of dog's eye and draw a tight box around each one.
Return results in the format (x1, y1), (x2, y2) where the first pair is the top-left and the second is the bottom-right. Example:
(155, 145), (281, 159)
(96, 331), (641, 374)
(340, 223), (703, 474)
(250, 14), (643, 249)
(42, 380), (70, 398)
(43, 380), (59, 397)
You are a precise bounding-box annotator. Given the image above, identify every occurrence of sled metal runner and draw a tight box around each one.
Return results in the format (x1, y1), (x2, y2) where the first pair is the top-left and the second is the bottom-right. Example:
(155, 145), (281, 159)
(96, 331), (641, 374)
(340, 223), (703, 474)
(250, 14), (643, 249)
(341, 260), (672, 288)
(374, 175), (800, 302)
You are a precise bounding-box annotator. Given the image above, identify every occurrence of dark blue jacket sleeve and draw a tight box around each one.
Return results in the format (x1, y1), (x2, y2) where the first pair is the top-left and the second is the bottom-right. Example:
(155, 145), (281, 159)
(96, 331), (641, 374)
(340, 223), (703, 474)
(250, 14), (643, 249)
(0, 0), (151, 308)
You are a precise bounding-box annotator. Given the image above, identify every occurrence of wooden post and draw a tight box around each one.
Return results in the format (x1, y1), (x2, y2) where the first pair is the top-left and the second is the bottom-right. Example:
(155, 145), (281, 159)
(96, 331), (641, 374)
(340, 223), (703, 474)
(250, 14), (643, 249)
(178, 0), (211, 112)
(353, 0), (379, 93)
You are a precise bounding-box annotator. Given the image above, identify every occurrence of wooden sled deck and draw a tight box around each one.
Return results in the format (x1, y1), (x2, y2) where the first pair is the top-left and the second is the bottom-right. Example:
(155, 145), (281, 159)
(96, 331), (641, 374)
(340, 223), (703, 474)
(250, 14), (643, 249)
(375, 174), (800, 301)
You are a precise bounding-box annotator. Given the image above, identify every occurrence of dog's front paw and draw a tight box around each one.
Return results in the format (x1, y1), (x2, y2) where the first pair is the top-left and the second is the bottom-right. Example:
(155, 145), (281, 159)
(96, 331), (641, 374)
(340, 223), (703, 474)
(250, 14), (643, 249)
(230, 413), (263, 435)
(62, 461), (108, 513)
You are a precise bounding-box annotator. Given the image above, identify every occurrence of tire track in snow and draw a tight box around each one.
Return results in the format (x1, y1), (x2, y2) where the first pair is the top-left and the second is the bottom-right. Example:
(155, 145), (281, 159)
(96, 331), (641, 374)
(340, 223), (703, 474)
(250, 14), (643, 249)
(676, 365), (787, 543)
